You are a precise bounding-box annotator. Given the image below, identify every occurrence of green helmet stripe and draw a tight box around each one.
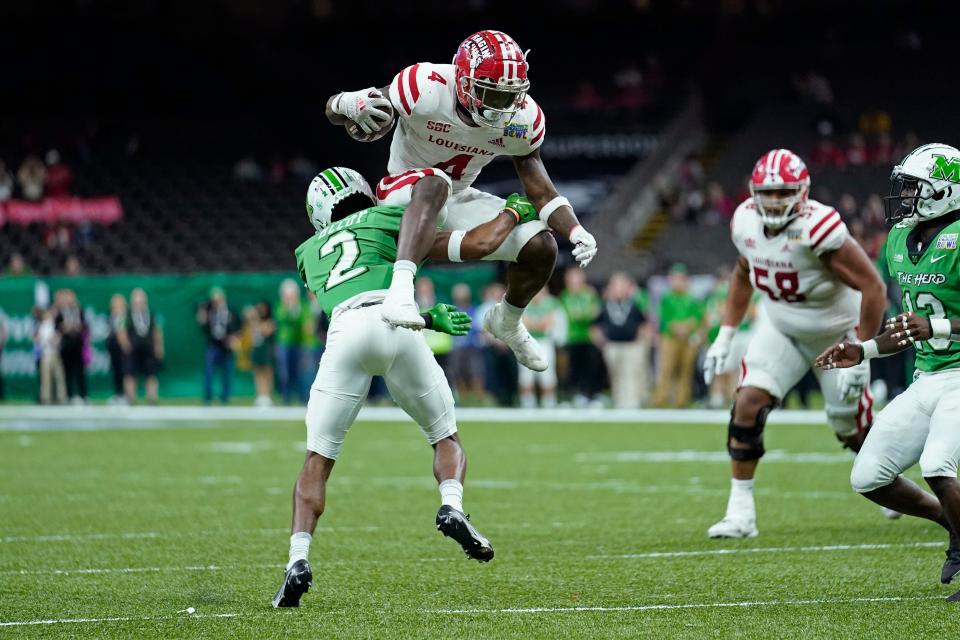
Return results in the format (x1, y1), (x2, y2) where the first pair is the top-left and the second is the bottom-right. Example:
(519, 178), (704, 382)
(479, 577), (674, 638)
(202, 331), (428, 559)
(316, 172), (337, 192)
(323, 169), (345, 191)
(330, 167), (351, 190)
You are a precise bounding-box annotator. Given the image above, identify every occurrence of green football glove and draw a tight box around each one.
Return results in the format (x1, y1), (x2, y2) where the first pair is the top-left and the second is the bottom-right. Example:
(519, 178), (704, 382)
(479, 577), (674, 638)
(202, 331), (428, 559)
(504, 193), (539, 224)
(423, 303), (472, 336)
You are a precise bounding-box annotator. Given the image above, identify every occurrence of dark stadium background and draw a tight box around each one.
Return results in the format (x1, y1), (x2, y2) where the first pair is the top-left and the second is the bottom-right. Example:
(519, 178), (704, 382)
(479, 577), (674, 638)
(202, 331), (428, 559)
(0, 0), (953, 402)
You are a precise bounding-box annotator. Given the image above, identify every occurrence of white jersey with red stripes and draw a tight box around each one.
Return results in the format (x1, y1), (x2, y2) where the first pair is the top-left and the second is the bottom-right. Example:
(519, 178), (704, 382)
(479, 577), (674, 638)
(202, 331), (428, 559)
(387, 62), (545, 194)
(730, 197), (860, 340)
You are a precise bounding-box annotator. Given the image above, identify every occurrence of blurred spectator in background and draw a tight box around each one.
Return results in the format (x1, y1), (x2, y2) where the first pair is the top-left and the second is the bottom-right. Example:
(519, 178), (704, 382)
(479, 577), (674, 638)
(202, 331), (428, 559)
(416, 277), (454, 381)
(55, 289), (88, 404)
(7, 253), (30, 278)
(702, 270), (758, 408)
(64, 255), (82, 276)
(35, 306), (65, 404)
(44, 150), (73, 197)
(592, 272), (648, 409)
(250, 301), (276, 408)
(234, 154), (264, 182)
(106, 293), (130, 404)
(518, 287), (562, 409)
(449, 283), (487, 403)
(299, 291), (327, 402)
(0, 160), (14, 201)
(871, 133), (895, 165)
(124, 288), (163, 405)
(0, 306), (8, 400)
(17, 155), (46, 201)
(197, 286), (239, 405)
(275, 279), (308, 405)
(810, 138), (846, 169)
(846, 133), (868, 167)
(703, 182), (735, 225)
(476, 282), (516, 407)
(653, 263), (703, 408)
(572, 81), (603, 112)
(559, 267), (601, 407)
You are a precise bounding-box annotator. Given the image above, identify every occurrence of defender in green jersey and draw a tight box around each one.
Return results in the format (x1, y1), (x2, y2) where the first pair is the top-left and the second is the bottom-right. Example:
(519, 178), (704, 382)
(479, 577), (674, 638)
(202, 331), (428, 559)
(274, 167), (539, 608)
(817, 144), (960, 598)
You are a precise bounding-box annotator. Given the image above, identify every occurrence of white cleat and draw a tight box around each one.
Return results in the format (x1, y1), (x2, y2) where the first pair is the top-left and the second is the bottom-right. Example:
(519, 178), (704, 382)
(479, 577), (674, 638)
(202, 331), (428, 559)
(482, 303), (547, 372)
(880, 507), (903, 520)
(380, 294), (425, 330)
(708, 517), (759, 539)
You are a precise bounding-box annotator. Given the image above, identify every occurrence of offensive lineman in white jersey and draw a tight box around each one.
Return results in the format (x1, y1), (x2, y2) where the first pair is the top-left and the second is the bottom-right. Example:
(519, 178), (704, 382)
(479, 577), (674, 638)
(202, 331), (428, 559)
(702, 149), (887, 538)
(323, 30), (598, 372)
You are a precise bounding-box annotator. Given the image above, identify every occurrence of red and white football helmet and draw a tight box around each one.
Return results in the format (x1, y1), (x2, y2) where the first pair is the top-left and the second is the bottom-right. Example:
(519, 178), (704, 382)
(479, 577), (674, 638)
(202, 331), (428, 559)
(749, 149), (811, 229)
(453, 30), (530, 128)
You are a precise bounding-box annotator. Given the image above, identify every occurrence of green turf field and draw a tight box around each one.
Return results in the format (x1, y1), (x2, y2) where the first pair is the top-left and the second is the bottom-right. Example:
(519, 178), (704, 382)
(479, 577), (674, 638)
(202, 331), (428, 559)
(1, 416), (956, 638)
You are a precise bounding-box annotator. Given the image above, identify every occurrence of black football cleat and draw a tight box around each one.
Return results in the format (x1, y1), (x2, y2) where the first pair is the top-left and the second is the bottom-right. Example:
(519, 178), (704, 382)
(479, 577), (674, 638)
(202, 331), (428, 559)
(436, 505), (494, 562)
(948, 589), (960, 602)
(942, 535), (960, 585)
(272, 559), (313, 608)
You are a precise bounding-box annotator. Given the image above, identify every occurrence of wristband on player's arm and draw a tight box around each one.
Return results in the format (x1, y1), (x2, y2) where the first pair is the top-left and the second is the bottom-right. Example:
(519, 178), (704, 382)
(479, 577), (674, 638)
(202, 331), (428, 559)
(539, 196), (570, 224)
(859, 339), (889, 361)
(420, 311), (434, 330)
(930, 318), (953, 340)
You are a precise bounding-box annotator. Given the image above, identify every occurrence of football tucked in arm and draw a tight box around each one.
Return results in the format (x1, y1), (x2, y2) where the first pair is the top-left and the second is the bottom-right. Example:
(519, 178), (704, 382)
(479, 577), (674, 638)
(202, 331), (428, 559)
(345, 100), (395, 142)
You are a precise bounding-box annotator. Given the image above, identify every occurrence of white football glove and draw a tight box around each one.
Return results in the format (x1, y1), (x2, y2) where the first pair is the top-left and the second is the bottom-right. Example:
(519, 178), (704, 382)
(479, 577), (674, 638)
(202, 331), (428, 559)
(569, 225), (598, 268)
(837, 359), (870, 402)
(703, 325), (736, 385)
(332, 88), (393, 135)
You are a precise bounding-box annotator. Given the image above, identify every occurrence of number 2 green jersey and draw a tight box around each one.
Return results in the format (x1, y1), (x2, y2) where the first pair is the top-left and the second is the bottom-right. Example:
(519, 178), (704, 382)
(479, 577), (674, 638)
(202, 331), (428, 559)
(886, 219), (960, 372)
(295, 206), (404, 316)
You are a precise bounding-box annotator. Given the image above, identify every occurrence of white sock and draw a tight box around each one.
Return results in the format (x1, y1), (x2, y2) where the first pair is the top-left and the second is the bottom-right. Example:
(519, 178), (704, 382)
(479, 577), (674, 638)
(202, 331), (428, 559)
(520, 392), (536, 409)
(439, 479), (464, 512)
(287, 532), (312, 570)
(387, 260), (417, 300)
(727, 478), (755, 519)
(500, 296), (524, 325)
(541, 392), (557, 409)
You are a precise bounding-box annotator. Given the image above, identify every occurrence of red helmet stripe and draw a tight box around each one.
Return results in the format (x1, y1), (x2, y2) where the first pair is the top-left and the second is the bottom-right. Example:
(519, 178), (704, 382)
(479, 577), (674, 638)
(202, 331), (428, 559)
(533, 102), (543, 130)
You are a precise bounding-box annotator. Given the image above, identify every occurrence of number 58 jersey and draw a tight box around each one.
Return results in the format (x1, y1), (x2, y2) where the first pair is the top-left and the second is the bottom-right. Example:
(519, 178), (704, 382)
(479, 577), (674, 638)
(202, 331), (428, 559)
(730, 197), (860, 340)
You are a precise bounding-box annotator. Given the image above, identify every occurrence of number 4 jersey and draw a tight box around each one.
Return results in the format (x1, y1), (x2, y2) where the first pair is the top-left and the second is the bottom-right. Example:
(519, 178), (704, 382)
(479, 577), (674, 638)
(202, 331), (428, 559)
(387, 62), (545, 191)
(885, 219), (960, 373)
(730, 197), (860, 340)
(295, 206), (404, 316)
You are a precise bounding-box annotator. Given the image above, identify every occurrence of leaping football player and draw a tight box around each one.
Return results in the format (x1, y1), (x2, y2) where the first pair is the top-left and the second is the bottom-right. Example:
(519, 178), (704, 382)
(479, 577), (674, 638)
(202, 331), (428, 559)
(272, 167), (541, 608)
(324, 30), (597, 373)
(816, 143), (960, 599)
(702, 149), (887, 538)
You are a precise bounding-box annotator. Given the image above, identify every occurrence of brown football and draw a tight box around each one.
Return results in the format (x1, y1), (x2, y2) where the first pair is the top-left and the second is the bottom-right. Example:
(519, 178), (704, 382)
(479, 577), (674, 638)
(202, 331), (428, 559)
(345, 101), (396, 142)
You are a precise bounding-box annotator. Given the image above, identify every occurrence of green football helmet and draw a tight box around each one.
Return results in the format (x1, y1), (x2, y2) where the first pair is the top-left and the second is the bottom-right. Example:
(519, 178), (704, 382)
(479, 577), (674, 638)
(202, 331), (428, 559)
(885, 143), (960, 226)
(306, 167), (374, 232)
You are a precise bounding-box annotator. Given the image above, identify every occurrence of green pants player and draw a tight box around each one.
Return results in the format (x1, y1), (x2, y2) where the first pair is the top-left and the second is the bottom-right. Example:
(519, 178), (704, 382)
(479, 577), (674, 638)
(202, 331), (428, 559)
(273, 167), (539, 608)
(816, 143), (960, 600)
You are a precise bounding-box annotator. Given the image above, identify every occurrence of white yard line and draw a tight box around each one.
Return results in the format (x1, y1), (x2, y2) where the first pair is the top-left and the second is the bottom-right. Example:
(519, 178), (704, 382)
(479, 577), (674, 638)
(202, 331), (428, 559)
(0, 405), (830, 429)
(2, 563), (282, 576)
(588, 541), (944, 559)
(0, 612), (240, 627)
(575, 449), (854, 464)
(425, 595), (942, 614)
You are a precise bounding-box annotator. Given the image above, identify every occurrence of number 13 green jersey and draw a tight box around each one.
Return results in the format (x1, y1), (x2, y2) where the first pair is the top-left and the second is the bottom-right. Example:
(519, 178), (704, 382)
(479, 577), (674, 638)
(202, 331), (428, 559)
(295, 206), (404, 316)
(886, 219), (960, 372)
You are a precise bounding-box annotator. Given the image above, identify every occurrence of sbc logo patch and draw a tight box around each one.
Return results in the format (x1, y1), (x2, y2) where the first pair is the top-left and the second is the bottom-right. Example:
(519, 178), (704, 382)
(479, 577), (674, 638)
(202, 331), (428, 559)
(936, 233), (958, 250)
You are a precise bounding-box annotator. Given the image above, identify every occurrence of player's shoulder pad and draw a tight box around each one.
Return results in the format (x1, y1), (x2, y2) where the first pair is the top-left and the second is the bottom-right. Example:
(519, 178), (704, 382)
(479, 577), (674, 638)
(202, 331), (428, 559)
(390, 62), (451, 119)
(800, 199), (847, 251)
(501, 95), (546, 155)
(730, 197), (757, 235)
